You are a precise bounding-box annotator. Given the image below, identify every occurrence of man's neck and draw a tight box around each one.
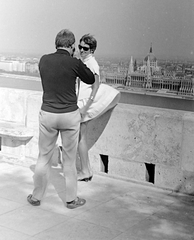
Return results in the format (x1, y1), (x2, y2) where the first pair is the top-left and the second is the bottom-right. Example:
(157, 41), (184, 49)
(57, 47), (71, 54)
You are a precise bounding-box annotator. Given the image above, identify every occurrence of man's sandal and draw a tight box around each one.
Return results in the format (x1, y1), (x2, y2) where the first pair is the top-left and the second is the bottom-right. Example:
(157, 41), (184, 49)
(27, 194), (41, 206)
(66, 197), (86, 209)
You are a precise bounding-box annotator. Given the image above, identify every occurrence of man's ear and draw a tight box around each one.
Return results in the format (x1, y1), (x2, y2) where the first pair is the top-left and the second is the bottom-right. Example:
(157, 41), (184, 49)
(70, 44), (75, 56)
(71, 43), (75, 49)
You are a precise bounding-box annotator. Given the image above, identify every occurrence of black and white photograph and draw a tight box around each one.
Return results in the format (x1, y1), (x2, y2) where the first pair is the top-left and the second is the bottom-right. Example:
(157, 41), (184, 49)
(0, 0), (194, 239)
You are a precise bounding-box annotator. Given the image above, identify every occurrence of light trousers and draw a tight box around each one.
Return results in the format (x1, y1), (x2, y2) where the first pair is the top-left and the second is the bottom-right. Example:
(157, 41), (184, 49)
(32, 109), (81, 202)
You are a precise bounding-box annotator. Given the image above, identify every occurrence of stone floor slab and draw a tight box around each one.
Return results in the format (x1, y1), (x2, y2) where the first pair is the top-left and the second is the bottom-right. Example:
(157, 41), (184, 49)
(75, 196), (151, 232)
(0, 197), (24, 215)
(40, 192), (102, 217)
(31, 217), (121, 240)
(0, 205), (68, 236)
(0, 226), (31, 240)
(113, 215), (194, 240)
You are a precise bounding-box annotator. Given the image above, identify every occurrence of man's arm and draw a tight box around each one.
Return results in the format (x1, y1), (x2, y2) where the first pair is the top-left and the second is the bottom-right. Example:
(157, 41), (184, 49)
(79, 74), (100, 119)
(77, 60), (95, 85)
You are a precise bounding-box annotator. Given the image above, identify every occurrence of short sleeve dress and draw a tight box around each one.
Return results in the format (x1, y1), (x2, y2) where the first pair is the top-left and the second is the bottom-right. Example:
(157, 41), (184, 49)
(77, 54), (120, 122)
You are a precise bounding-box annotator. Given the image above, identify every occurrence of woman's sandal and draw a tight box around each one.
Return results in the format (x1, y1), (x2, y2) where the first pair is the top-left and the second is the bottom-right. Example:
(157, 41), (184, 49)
(27, 194), (41, 206)
(66, 197), (86, 209)
(77, 172), (93, 182)
(78, 175), (93, 182)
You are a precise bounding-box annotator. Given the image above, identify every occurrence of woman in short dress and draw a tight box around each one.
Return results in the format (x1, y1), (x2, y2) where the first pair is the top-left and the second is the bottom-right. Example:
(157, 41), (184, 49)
(77, 34), (120, 181)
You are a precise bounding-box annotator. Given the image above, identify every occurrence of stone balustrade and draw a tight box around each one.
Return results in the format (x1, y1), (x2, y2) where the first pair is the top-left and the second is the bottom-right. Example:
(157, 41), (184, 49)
(0, 87), (194, 195)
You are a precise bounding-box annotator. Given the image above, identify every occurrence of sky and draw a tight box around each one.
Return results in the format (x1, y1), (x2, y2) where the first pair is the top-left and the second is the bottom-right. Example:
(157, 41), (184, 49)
(0, 0), (194, 60)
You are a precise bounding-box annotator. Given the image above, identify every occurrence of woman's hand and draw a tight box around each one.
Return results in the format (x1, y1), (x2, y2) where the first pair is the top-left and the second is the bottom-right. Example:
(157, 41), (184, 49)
(79, 107), (87, 119)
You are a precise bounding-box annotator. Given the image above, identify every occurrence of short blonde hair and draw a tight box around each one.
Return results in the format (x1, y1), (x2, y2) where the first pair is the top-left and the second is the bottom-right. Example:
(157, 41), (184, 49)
(55, 29), (75, 49)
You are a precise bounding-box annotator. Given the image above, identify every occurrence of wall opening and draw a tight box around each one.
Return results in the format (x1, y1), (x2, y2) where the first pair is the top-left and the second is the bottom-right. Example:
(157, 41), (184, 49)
(145, 163), (155, 184)
(100, 154), (109, 173)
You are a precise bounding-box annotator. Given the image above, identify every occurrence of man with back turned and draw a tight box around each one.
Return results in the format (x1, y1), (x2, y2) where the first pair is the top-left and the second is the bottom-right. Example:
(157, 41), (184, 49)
(27, 29), (95, 209)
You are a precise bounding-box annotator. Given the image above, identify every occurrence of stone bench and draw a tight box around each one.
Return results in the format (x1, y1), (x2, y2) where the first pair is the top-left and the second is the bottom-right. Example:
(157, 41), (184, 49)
(0, 121), (34, 160)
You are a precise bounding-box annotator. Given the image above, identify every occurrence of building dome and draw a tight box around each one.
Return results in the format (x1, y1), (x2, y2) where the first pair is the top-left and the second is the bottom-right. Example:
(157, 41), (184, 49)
(144, 54), (157, 62)
(144, 43), (157, 62)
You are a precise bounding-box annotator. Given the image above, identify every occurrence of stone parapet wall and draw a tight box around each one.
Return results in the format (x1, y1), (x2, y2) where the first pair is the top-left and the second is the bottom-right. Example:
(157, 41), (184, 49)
(89, 104), (194, 195)
(0, 87), (194, 195)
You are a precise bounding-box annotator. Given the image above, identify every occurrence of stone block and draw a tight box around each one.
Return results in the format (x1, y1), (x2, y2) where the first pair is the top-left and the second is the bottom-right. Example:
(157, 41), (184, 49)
(181, 112), (194, 172)
(88, 150), (102, 173)
(25, 92), (42, 159)
(155, 164), (183, 190)
(26, 92), (42, 128)
(91, 104), (183, 166)
(108, 156), (146, 182)
(176, 170), (194, 195)
(89, 150), (146, 182)
(0, 88), (27, 124)
(152, 109), (182, 166)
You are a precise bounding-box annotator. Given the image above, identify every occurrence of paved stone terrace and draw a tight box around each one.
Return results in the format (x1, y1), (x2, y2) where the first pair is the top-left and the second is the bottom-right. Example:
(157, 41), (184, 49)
(0, 155), (194, 240)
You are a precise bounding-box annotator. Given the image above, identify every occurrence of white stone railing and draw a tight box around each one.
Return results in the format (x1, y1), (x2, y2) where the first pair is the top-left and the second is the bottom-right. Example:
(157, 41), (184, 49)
(0, 87), (194, 195)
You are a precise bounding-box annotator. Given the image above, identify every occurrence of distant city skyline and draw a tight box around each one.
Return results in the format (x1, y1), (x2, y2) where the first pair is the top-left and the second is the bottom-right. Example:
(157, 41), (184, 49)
(0, 0), (193, 60)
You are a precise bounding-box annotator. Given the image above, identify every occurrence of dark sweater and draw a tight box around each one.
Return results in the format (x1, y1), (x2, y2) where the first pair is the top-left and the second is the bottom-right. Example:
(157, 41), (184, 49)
(39, 49), (95, 113)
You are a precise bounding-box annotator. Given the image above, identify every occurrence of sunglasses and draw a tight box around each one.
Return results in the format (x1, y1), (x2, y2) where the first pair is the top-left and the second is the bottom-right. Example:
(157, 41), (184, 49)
(78, 44), (90, 51)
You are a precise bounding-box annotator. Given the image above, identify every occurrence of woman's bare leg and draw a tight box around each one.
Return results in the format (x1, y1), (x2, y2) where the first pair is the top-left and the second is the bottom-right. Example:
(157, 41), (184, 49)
(77, 93), (120, 180)
(77, 122), (93, 180)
